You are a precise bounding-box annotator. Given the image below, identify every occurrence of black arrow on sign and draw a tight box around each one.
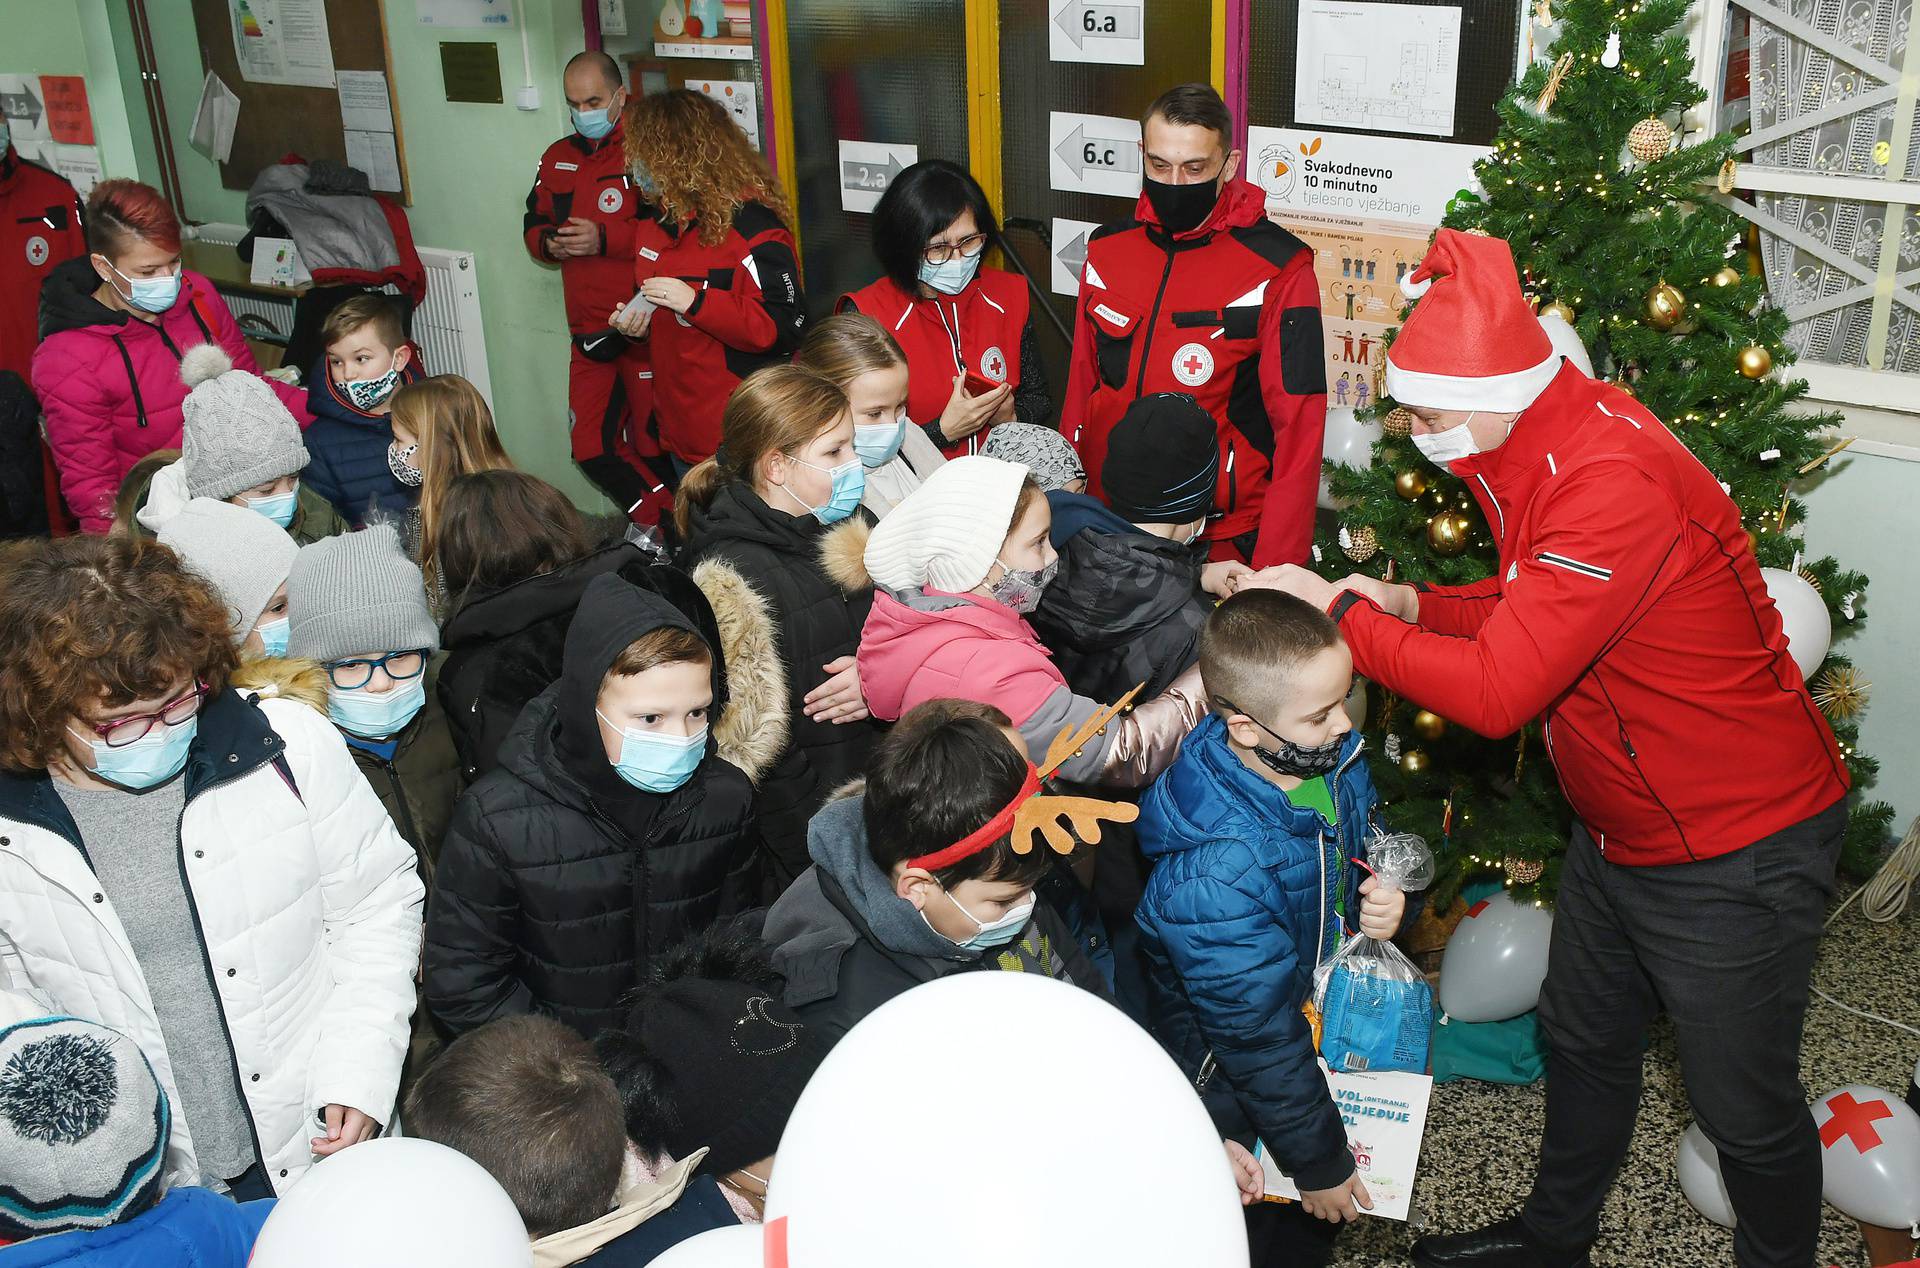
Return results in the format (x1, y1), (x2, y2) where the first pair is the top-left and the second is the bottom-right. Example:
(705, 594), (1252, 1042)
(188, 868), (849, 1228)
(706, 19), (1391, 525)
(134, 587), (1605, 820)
(1, 82), (43, 128)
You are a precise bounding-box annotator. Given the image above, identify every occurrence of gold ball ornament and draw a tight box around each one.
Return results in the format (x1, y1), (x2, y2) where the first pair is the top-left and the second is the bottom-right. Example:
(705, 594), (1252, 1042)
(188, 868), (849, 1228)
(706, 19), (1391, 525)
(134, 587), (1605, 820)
(1626, 117), (1675, 163)
(1399, 748), (1431, 775)
(1539, 299), (1576, 324)
(1427, 510), (1472, 556)
(1645, 281), (1688, 331)
(1339, 525), (1380, 563)
(1711, 266), (1742, 289)
(1504, 856), (1546, 885)
(1737, 343), (1774, 378)
(1612, 379), (1637, 398)
(1383, 407), (1416, 439)
(1411, 709), (1448, 740)
(1393, 469), (1429, 501)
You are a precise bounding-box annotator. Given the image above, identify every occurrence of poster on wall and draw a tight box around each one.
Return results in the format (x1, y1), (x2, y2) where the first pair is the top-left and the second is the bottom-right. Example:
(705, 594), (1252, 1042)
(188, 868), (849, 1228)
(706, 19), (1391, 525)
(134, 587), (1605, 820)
(1049, 216), (1101, 296)
(1048, 0), (1146, 65)
(229, 0), (337, 88)
(416, 0), (515, 27)
(38, 77), (93, 145)
(1294, 0), (1461, 138)
(1048, 110), (1142, 199)
(838, 140), (918, 213)
(47, 145), (105, 200)
(0, 75), (51, 161)
(692, 78), (759, 150)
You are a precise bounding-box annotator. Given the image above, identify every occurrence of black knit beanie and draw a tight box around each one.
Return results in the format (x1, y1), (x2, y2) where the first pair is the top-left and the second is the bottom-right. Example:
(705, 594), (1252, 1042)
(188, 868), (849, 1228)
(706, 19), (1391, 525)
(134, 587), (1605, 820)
(1100, 392), (1220, 524)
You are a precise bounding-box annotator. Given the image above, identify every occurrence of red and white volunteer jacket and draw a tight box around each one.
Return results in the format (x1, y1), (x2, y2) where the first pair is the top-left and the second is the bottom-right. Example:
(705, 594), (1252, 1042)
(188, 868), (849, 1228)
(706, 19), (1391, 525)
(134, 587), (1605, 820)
(839, 268), (1035, 457)
(1330, 363), (1849, 866)
(524, 132), (665, 335)
(637, 200), (804, 464)
(1, 148), (86, 379)
(1063, 178), (1326, 565)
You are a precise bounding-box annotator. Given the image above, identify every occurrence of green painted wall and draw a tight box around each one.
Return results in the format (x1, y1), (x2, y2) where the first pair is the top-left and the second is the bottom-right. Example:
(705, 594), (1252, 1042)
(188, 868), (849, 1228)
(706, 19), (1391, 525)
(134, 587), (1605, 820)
(0, 0), (143, 180)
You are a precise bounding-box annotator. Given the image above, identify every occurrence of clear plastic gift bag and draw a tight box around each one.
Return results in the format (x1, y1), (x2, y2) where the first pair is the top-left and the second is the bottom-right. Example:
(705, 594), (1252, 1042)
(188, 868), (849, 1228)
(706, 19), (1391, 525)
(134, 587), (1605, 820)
(1312, 831), (1436, 1074)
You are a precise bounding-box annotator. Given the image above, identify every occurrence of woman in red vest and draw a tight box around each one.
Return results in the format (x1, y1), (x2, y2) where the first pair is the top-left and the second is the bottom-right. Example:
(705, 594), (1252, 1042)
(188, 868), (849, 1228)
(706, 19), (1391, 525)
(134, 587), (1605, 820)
(839, 160), (1049, 457)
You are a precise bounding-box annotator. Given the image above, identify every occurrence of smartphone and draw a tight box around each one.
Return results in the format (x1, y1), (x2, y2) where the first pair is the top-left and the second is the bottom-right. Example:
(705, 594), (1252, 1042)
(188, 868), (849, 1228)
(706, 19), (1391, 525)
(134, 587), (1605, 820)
(617, 290), (658, 322)
(963, 370), (1005, 397)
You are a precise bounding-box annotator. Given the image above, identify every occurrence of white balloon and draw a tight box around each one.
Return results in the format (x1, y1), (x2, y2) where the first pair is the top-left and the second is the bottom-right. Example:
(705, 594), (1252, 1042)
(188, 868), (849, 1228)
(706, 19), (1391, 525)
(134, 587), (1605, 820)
(249, 1138), (532, 1268)
(1815, 1084), (1920, 1230)
(1438, 891), (1554, 1023)
(766, 974), (1249, 1268)
(1676, 1123), (1737, 1228)
(648, 1223), (763, 1267)
(1319, 406), (1382, 510)
(1537, 313), (1594, 377)
(1759, 567), (1832, 680)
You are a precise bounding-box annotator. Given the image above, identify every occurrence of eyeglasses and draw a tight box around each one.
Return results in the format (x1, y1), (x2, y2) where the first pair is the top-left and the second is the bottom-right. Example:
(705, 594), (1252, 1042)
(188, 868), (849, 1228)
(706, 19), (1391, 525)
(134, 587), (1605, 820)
(325, 650), (428, 690)
(922, 233), (988, 265)
(82, 681), (205, 748)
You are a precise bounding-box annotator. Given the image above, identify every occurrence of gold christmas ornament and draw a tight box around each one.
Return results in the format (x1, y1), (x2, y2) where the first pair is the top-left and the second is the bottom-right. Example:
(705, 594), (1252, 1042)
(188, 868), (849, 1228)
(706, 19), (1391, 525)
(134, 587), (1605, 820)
(1340, 525), (1380, 563)
(1536, 52), (1574, 113)
(1738, 343), (1774, 378)
(1612, 379), (1637, 398)
(1504, 856), (1546, 885)
(1711, 266), (1742, 289)
(1539, 299), (1575, 324)
(1645, 281), (1688, 331)
(1810, 665), (1870, 721)
(1626, 116), (1675, 162)
(1383, 407), (1416, 439)
(1394, 469), (1429, 501)
(1399, 748), (1431, 775)
(1717, 157), (1738, 194)
(1426, 509), (1472, 556)
(1411, 709), (1448, 740)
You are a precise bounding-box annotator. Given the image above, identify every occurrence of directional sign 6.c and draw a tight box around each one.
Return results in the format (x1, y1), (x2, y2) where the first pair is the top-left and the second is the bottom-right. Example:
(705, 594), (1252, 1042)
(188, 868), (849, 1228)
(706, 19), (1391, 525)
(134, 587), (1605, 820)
(1047, 111), (1142, 200)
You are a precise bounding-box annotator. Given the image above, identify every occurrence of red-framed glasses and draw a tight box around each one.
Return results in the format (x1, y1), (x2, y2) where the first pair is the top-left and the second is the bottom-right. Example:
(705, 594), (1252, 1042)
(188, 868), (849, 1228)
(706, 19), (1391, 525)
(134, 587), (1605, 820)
(79, 681), (206, 748)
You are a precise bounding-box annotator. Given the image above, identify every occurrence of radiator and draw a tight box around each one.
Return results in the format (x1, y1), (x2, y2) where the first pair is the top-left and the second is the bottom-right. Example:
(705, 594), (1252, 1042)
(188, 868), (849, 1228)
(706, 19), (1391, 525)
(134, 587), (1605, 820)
(188, 222), (493, 405)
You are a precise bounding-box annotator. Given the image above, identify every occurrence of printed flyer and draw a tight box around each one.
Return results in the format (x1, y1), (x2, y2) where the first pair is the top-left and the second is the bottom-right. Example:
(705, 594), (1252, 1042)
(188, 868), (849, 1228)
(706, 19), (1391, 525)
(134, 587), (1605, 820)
(1255, 1066), (1434, 1221)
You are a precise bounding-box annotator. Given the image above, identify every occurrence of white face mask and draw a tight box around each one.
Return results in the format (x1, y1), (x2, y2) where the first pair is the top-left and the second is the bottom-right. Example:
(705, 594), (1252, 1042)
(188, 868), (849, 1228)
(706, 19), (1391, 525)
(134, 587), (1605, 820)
(1410, 411), (1503, 470)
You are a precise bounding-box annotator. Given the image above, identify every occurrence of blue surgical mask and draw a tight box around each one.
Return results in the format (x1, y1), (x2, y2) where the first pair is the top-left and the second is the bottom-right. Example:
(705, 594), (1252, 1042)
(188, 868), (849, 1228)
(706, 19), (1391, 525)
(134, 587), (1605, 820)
(598, 710), (707, 793)
(573, 105), (617, 141)
(244, 485), (299, 528)
(70, 718), (196, 791)
(106, 259), (181, 314)
(852, 415), (907, 467)
(918, 251), (982, 297)
(327, 677), (426, 738)
(926, 886), (1036, 952)
(344, 363), (402, 412)
(779, 456), (865, 524)
(255, 616), (290, 658)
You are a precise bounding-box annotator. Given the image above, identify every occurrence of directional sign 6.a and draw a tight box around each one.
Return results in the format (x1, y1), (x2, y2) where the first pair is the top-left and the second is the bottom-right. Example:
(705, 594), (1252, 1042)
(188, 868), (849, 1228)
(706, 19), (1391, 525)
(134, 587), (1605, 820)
(1048, 0), (1146, 65)
(837, 139), (919, 213)
(1047, 111), (1142, 200)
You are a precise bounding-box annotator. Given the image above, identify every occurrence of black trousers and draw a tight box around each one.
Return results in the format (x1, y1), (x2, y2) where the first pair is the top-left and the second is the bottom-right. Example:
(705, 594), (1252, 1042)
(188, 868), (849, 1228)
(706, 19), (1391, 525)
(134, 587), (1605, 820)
(1522, 799), (1845, 1268)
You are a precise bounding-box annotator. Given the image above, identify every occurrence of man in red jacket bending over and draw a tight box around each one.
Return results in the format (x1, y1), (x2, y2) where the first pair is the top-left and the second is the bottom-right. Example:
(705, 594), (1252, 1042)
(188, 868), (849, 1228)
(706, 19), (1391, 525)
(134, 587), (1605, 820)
(1248, 229), (1849, 1268)
(1063, 83), (1326, 569)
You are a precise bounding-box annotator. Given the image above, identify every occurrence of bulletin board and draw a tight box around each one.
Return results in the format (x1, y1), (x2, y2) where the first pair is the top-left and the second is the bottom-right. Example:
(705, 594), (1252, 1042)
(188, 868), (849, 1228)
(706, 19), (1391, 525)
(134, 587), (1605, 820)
(186, 0), (412, 203)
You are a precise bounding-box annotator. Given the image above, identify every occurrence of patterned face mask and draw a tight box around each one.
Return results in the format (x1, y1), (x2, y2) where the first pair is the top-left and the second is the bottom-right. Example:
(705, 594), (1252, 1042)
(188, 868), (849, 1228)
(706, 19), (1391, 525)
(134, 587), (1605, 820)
(388, 442), (424, 488)
(988, 556), (1058, 615)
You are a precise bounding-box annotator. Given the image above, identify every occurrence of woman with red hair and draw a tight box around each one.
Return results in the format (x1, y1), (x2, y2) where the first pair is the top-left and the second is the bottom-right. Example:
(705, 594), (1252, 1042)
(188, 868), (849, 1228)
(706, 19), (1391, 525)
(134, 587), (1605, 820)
(31, 179), (310, 533)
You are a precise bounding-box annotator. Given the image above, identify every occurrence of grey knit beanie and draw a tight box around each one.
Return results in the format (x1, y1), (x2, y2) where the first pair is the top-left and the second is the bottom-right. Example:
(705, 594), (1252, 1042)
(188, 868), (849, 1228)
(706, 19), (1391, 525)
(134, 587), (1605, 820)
(980, 423), (1085, 492)
(180, 344), (310, 500)
(0, 1016), (169, 1239)
(158, 498), (299, 645)
(287, 523), (439, 663)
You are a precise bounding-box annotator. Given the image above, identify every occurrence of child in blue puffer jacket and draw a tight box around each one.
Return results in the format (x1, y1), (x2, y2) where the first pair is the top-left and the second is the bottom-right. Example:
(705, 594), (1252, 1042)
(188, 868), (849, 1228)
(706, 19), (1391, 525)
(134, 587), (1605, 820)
(1135, 589), (1410, 1267)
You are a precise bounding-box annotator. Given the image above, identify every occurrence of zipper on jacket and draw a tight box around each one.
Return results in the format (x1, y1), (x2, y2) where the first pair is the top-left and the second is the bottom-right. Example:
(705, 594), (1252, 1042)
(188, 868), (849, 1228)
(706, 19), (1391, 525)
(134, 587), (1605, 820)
(1224, 441), (1237, 514)
(1316, 740), (1367, 964)
(375, 759), (422, 854)
(1132, 242), (1179, 396)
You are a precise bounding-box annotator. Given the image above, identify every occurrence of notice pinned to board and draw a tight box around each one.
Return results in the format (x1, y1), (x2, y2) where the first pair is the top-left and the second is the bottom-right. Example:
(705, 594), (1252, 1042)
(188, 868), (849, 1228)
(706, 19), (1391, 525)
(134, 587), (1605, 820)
(38, 76), (93, 145)
(229, 0), (337, 88)
(190, 71), (242, 163)
(1255, 1067), (1432, 1221)
(345, 129), (404, 192)
(1294, 1), (1461, 138)
(337, 70), (395, 133)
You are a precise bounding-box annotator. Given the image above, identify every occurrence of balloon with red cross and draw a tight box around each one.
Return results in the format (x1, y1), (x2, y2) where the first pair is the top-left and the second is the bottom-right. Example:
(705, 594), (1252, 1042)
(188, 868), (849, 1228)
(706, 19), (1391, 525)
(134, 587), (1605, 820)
(1675, 1122), (1736, 1228)
(1437, 891), (1553, 1023)
(1814, 1083), (1920, 1230)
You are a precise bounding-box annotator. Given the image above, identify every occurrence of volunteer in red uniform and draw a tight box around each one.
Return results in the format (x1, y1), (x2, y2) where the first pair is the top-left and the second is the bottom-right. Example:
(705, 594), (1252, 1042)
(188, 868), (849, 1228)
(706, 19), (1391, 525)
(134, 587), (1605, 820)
(1064, 83), (1326, 568)
(609, 89), (803, 472)
(525, 50), (670, 526)
(839, 159), (1049, 457)
(1, 124), (85, 378)
(1248, 230), (1850, 1268)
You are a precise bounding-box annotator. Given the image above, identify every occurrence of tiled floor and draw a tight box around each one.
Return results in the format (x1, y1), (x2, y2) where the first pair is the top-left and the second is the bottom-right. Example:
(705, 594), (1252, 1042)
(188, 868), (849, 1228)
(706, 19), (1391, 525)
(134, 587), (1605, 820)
(1332, 891), (1920, 1267)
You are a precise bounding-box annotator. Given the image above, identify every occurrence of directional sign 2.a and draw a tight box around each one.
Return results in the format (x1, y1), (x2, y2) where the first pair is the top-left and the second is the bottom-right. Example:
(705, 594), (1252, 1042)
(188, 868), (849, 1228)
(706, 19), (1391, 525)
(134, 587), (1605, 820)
(1049, 0), (1146, 65)
(1048, 111), (1142, 199)
(837, 139), (919, 213)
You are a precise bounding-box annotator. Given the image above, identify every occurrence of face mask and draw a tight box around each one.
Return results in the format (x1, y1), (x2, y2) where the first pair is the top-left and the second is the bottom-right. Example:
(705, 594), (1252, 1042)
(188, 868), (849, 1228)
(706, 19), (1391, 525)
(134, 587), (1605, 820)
(779, 455), (865, 524)
(388, 442), (424, 488)
(1250, 727), (1347, 779)
(1409, 411), (1482, 470)
(105, 259), (181, 314)
(573, 104), (617, 141)
(852, 415), (907, 467)
(255, 616), (290, 658)
(929, 886), (1037, 952)
(632, 159), (660, 199)
(328, 676), (426, 738)
(918, 251), (982, 296)
(244, 485), (299, 528)
(988, 556), (1058, 615)
(344, 362), (402, 412)
(598, 711), (707, 793)
(70, 718), (196, 791)
(1144, 175), (1223, 236)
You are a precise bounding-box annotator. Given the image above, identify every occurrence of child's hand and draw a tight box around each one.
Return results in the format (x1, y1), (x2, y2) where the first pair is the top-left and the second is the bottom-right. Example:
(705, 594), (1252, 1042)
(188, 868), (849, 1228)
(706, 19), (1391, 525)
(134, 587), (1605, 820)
(311, 1104), (378, 1156)
(1223, 1140), (1264, 1206)
(1357, 875), (1405, 940)
(803, 655), (870, 724)
(1200, 559), (1252, 598)
(1299, 1171), (1373, 1223)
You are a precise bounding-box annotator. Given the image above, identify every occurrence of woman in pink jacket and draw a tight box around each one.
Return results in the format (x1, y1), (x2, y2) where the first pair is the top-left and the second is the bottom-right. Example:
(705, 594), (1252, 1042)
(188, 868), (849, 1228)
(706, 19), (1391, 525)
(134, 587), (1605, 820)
(31, 179), (310, 533)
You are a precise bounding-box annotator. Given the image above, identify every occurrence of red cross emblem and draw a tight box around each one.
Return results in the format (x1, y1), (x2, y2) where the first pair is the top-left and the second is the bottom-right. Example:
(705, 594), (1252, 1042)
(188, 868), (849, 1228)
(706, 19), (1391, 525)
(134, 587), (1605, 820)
(1818, 1091), (1894, 1153)
(598, 186), (624, 214)
(1172, 341), (1214, 386)
(980, 345), (1007, 382)
(25, 235), (49, 267)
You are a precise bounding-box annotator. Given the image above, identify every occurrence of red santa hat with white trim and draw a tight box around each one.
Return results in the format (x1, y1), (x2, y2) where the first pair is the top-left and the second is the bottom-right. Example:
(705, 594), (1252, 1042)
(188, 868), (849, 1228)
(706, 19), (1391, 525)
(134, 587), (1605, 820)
(1386, 228), (1561, 412)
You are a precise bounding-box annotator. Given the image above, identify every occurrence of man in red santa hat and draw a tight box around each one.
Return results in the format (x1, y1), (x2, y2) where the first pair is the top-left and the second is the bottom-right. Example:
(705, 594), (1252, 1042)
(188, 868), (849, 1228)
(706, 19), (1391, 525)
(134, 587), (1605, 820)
(1243, 229), (1849, 1268)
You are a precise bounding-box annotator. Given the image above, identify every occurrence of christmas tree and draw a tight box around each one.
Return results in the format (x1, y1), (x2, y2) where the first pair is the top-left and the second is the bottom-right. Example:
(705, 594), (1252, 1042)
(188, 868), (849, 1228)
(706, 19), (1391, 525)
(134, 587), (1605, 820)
(1321, 0), (1895, 905)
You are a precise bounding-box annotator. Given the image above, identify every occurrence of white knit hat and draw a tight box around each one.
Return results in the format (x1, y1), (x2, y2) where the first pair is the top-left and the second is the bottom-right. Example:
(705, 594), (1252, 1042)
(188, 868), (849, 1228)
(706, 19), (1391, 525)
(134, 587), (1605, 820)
(863, 455), (1030, 593)
(158, 497), (298, 644)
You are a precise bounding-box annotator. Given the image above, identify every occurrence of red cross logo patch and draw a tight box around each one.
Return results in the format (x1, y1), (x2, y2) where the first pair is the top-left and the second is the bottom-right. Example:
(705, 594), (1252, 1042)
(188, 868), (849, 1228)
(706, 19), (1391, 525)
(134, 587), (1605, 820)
(1172, 341), (1214, 387)
(25, 235), (49, 267)
(598, 186), (624, 214)
(980, 345), (1007, 383)
(1818, 1090), (1894, 1153)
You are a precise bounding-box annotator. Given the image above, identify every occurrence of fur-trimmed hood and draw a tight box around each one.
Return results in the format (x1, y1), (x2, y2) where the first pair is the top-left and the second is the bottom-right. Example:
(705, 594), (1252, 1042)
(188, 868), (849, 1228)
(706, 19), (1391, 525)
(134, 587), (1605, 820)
(691, 557), (788, 787)
(231, 656), (329, 712)
(816, 516), (873, 593)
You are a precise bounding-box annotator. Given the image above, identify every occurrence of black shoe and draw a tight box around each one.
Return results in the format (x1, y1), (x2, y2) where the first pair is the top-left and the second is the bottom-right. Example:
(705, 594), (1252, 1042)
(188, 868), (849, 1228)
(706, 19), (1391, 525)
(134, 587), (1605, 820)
(1410, 1216), (1591, 1268)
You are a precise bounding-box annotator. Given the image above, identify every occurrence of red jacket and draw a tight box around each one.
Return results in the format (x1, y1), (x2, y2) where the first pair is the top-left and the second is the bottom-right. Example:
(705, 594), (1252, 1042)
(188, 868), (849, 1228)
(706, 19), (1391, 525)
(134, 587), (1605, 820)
(637, 201), (804, 463)
(524, 132), (665, 335)
(1330, 364), (1848, 866)
(0, 149), (86, 380)
(840, 269), (1034, 457)
(1063, 179), (1326, 564)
